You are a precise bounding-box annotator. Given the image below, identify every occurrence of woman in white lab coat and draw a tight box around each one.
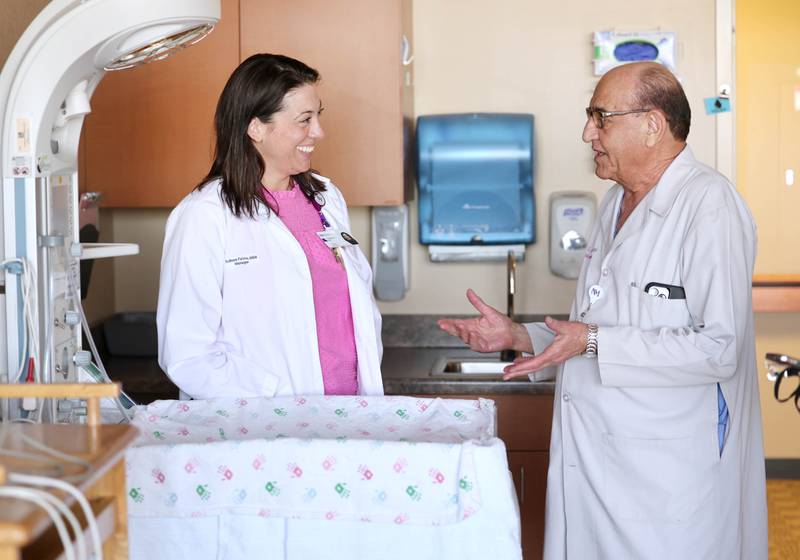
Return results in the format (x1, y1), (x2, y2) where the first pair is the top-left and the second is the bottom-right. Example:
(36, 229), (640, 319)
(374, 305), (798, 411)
(157, 53), (383, 399)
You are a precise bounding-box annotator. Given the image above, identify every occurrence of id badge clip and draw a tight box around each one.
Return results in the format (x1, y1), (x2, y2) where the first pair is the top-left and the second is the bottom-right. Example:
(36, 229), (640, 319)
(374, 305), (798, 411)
(316, 229), (358, 266)
(317, 229), (359, 249)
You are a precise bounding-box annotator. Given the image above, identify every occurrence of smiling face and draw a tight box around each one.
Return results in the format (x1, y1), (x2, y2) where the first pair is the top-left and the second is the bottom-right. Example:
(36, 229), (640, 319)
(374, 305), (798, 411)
(582, 68), (650, 186)
(248, 83), (324, 190)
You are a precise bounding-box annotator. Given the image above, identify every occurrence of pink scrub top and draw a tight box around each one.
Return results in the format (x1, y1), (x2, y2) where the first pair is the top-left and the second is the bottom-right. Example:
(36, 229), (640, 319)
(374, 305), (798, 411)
(266, 185), (358, 395)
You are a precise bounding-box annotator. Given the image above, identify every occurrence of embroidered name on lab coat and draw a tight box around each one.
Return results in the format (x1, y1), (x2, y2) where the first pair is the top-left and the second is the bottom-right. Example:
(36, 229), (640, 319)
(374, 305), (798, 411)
(225, 255), (258, 266)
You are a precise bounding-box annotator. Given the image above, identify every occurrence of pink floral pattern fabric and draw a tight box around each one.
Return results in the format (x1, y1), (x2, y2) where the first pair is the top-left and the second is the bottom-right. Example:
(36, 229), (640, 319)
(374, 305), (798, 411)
(126, 395), (499, 525)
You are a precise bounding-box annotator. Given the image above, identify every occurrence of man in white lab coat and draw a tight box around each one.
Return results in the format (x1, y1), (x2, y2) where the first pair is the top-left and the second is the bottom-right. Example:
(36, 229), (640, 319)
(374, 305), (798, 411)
(439, 62), (768, 559)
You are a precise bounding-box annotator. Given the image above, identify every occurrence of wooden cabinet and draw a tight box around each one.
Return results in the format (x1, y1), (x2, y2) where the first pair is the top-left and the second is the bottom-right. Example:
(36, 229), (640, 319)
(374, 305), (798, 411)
(507, 451), (548, 559)
(240, 0), (413, 206)
(80, 0), (412, 208)
(417, 393), (553, 560)
(493, 394), (552, 560)
(80, 0), (240, 207)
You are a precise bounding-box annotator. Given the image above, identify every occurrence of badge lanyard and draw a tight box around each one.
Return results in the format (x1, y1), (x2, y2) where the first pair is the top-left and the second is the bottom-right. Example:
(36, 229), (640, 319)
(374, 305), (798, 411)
(311, 198), (359, 266)
(313, 204), (343, 265)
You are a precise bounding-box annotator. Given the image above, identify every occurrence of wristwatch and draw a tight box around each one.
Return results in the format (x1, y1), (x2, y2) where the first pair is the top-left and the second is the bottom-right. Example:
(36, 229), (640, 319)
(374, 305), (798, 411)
(584, 323), (598, 358)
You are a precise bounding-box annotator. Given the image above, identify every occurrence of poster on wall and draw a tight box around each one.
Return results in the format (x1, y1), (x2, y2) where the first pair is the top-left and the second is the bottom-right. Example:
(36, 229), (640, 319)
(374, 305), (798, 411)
(593, 30), (677, 76)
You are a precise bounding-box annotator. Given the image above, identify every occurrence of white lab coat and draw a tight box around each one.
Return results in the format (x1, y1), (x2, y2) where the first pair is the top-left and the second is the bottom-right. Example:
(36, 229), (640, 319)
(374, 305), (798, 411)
(157, 175), (384, 399)
(526, 147), (767, 560)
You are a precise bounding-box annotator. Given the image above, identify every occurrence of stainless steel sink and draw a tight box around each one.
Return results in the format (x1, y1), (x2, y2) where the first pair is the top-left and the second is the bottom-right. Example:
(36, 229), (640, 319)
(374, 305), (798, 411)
(430, 356), (557, 383)
(430, 356), (512, 378)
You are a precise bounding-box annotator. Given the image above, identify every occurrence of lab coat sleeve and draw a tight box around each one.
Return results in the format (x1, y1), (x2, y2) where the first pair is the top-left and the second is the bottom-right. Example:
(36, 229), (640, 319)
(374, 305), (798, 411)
(157, 198), (279, 399)
(597, 199), (753, 388)
(524, 322), (555, 355)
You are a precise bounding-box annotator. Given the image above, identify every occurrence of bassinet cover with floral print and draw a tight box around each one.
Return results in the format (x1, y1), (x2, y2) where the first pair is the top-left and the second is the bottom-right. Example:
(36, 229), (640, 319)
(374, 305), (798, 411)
(126, 395), (501, 526)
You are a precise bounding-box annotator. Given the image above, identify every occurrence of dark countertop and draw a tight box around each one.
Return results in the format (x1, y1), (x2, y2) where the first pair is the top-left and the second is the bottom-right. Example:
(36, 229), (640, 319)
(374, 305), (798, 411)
(381, 347), (555, 396)
(99, 314), (563, 403)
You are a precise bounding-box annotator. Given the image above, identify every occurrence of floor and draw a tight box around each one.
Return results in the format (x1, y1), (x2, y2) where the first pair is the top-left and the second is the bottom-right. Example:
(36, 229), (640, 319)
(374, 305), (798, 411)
(104, 355), (177, 404)
(768, 479), (800, 560)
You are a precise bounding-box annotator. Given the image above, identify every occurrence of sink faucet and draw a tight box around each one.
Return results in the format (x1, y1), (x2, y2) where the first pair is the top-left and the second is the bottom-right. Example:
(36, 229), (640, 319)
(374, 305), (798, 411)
(500, 250), (517, 363)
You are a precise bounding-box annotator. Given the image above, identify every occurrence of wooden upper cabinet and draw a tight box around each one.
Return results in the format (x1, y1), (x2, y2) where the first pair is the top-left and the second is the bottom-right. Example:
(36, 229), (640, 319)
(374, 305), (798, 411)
(79, 0), (240, 207)
(240, 0), (413, 206)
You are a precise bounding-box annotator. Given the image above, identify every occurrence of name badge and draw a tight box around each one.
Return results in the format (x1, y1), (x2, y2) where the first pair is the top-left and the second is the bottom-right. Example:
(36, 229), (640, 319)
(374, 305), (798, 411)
(588, 284), (604, 305)
(317, 229), (359, 249)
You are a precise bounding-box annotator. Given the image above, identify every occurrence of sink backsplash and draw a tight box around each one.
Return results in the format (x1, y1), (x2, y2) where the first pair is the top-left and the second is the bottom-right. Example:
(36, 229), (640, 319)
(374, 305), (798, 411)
(381, 314), (567, 348)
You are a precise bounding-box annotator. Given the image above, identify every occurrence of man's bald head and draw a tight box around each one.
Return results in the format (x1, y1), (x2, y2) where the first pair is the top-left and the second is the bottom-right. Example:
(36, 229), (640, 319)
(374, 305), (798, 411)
(601, 62), (691, 141)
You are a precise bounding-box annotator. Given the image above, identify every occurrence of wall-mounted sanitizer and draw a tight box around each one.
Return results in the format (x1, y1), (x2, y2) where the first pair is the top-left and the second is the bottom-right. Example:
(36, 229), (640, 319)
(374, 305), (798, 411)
(416, 113), (535, 261)
(549, 192), (597, 279)
(371, 205), (409, 301)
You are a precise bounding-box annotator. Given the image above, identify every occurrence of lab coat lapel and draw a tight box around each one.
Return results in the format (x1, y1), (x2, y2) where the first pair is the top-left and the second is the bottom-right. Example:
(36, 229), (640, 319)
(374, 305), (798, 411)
(596, 186), (619, 253)
(609, 197), (648, 252)
(608, 146), (696, 252)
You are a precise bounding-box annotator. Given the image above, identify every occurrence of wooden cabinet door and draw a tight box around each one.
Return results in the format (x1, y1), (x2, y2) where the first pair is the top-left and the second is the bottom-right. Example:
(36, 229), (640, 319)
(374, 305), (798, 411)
(240, 0), (411, 206)
(412, 392), (553, 559)
(493, 394), (554, 451)
(508, 451), (549, 560)
(80, 0), (240, 207)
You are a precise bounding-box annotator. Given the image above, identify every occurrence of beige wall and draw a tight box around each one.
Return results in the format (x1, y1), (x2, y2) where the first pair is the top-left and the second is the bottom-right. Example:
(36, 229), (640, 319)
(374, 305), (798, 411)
(86, 0), (799, 459)
(379, 0), (717, 315)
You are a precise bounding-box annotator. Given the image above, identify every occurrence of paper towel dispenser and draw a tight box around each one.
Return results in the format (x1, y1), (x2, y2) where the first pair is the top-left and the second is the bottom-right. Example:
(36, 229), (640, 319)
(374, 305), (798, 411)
(416, 113), (535, 246)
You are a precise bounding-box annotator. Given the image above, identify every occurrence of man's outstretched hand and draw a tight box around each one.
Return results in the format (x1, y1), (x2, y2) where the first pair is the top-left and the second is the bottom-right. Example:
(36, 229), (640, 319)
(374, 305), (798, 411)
(438, 289), (533, 354)
(502, 316), (588, 380)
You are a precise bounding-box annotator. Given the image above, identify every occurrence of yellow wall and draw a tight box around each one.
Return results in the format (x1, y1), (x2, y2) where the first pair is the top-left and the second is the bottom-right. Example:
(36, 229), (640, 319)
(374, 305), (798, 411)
(754, 315), (800, 458)
(737, 0), (800, 459)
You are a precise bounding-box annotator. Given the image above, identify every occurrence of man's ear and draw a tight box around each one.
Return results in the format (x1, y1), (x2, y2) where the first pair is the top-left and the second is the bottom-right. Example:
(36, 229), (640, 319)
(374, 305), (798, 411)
(247, 117), (265, 142)
(644, 110), (666, 148)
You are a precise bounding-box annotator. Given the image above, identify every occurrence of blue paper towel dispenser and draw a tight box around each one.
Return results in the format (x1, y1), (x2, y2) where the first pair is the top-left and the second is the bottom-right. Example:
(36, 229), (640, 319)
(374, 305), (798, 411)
(416, 113), (535, 245)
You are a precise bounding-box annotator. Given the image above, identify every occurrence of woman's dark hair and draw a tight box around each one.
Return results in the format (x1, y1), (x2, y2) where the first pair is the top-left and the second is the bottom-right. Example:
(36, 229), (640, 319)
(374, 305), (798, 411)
(196, 53), (326, 217)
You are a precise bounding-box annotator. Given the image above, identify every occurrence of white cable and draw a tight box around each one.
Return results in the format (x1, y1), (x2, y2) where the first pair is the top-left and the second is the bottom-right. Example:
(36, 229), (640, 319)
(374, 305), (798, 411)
(0, 424), (100, 559)
(10, 472), (101, 560)
(0, 447), (66, 477)
(2, 257), (42, 418)
(18, 432), (92, 473)
(0, 421), (89, 480)
(29, 485), (87, 560)
(2, 258), (30, 384)
(0, 486), (77, 560)
(64, 257), (131, 423)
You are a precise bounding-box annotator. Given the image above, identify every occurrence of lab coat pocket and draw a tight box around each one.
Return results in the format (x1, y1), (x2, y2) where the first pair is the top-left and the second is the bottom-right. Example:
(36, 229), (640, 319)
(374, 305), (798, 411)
(603, 433), (717, 523)
(634, 286), (691, 330)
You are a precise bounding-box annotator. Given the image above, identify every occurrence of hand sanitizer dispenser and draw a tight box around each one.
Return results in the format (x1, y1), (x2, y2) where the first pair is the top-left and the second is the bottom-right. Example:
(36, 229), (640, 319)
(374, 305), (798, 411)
(549, 192), (596, 279)
(371, 205), (409, 301)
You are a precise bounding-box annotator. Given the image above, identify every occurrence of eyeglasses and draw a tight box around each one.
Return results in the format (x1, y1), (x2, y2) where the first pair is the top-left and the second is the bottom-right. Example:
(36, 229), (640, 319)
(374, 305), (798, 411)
(585, 107), (651, 129)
